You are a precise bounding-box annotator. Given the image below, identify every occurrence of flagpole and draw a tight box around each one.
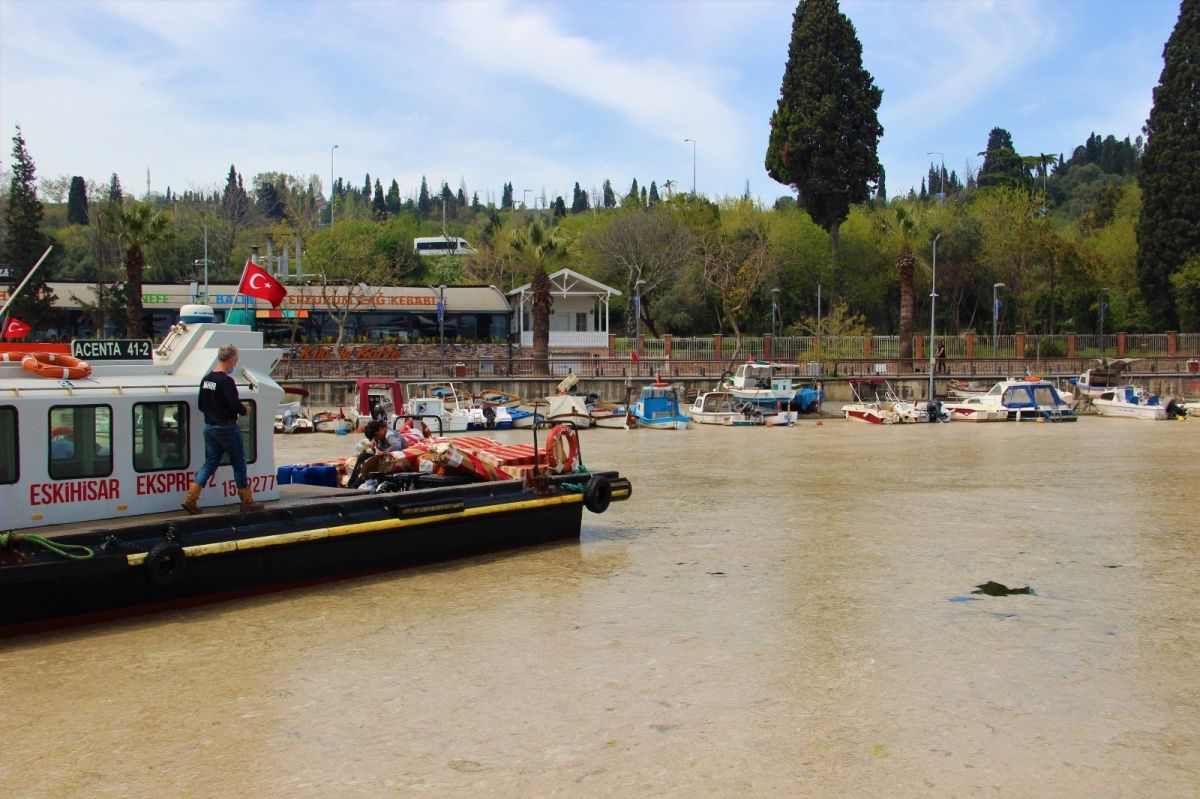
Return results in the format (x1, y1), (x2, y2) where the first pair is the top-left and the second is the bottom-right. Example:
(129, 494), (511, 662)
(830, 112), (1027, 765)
(0, 245), (54, 320)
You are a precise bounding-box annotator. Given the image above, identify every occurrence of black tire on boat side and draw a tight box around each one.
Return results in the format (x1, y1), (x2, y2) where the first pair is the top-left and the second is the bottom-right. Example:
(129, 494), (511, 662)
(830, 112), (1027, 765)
(145, 541), (187, 588)
(584, 475), (613, 514)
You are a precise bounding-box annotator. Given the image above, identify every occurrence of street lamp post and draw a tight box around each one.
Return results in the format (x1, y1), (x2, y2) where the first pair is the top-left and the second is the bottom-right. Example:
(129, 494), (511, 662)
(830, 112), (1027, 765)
(634, 279), (646, 366)
(926, 151), (944, 201)
(992, 282), (1005, 358)
(437, 284), (447, 363)
(928, 233), (941, 402)
(771, 287), (781, 340)
(1099, 288), (1109, 358)
(684, 138), (696, 194)
(330, 144), (339, 226)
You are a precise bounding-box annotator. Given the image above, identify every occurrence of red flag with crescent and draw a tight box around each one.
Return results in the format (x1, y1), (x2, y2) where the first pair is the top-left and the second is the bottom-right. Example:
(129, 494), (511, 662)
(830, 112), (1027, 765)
(237, 260), (287, 308)
(3, 316), (31, 339)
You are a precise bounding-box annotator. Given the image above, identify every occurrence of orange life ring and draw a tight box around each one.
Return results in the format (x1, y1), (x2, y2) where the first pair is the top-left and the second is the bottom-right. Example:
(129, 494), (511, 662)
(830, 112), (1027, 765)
(1025, 376), (1043, 381)
(544, 424), (580, 474)
(21, 352), (92, 380)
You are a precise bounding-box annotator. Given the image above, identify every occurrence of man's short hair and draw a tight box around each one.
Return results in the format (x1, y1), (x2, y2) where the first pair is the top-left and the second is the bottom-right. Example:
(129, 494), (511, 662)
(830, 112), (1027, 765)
(217, 344), (239, 362)
(363, 420), (386, 439)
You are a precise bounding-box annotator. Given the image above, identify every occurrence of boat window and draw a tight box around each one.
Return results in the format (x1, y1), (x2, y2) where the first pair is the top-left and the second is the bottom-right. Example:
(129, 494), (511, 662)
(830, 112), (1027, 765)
(0, 406), (16, 484)
(1032, 386), (1059, 406)
(218, 401), (257, 466)
(48, 405), (113, 480)
(133, 402), (189, 472)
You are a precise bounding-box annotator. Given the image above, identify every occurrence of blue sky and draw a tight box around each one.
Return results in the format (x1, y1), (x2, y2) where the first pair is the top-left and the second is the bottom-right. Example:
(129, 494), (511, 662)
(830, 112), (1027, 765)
(0, 0), (1183, 207)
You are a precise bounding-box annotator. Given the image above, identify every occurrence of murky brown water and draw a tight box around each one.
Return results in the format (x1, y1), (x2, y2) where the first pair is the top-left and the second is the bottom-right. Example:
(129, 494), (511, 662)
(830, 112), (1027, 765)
(3, 417), (1198, 797)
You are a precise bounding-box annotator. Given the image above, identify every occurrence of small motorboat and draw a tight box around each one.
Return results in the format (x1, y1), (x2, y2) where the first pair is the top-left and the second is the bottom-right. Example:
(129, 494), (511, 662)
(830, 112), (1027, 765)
(842, 379), (928, 424)
(543, 374), (592, 429)
(1092, 385), (1186, 420)
(943, 378), (1076, 422)
(312, 409), (354, 434)
(473, 389), (522, 408)
(721, 360), (822, 413)
(946, 379), (989, 398)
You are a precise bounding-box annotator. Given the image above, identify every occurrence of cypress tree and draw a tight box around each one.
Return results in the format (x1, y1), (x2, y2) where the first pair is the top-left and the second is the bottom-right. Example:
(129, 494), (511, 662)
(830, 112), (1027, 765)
(108, 173), (124, 205)
(501, 182), (513, 210)
(372, 179), (386, 218)
(1, 126), (56, 327)
(417, 177), (432, 218)
(648, 181), (660, 206)
(765, 0), (882, 247)
(67, 176), (89, 225)
(1138, 0), (1200, 330)
(602, 179), (616, 209)
(386, 179), (401, 215)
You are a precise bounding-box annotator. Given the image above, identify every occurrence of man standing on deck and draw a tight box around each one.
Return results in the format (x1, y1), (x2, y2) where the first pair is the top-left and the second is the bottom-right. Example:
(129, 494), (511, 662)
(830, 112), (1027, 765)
(181, 344), (264, 514)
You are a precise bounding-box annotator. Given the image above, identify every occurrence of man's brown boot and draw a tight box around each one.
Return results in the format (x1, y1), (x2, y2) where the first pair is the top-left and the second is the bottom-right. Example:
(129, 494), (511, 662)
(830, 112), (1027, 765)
(238, 487), (264, 512)
(180, 483), (203, 515)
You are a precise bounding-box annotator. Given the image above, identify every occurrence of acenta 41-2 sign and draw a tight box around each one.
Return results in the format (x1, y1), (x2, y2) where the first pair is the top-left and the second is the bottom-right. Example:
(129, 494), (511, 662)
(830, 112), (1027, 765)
(71, 339), (153, 361)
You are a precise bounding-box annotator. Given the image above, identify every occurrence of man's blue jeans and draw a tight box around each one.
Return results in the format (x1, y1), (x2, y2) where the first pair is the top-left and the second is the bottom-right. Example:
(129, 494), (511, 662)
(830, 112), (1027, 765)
(194, 423), (249, 489)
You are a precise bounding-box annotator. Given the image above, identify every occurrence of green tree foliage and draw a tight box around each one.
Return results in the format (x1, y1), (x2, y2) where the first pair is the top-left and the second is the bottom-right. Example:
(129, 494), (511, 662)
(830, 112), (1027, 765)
(501, 182), (513, 210)
(67, 176), (89, 225)
(372, 179), (386, 219)
(1138, 0), (1200, 330)
(602, 179), (616, 210)
(303, 221), (392, 354)
(765, 0), (883, 246)
(571, 182), (589, 214)
(978, 127), (1028, 189)
(1, 127), (57, 327)
(115, 201), (169, 338)
(386, 180), (401, 216)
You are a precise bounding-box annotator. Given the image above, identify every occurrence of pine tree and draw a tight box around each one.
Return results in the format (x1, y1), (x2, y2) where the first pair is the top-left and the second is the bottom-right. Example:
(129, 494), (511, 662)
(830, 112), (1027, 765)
(602, 179), (616, 209)
(1138, 0), (1200, 330)
(67, 176), (89, 225)
(765, 0), (882, 247)
(0, 126), (56, 327)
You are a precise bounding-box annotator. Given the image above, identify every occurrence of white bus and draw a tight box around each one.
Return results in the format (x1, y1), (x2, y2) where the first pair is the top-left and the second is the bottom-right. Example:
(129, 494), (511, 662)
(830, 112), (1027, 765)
(413, 236), (477, 257)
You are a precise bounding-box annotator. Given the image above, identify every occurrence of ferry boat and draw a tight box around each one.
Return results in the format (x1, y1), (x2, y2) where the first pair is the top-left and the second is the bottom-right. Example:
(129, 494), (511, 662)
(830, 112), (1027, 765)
(0, 306), (632, 635)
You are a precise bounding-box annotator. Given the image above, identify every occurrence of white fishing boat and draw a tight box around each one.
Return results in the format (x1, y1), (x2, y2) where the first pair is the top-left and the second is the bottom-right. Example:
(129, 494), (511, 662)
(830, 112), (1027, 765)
(688, 390), (795, 426)
(404, 382), (473, 433)
(543, 374), (592, 429)
(274, 385), (315, 433)
(721, 360), (823, 413)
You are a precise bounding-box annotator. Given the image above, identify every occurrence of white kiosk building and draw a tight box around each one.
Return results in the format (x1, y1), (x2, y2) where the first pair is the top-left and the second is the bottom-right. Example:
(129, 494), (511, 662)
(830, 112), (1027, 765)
(507, 269), (622, 352)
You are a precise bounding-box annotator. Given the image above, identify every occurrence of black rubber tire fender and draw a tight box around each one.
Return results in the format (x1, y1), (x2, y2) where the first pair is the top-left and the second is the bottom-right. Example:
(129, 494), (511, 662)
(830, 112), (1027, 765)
(145, 541), (187, 588)
(584, 475), (613, 514)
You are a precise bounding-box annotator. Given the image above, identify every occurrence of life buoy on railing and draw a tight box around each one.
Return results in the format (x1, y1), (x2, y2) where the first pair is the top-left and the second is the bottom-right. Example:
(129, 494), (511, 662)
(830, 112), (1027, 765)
(544, 424), (580, 474)
(21, 352), (92, 380)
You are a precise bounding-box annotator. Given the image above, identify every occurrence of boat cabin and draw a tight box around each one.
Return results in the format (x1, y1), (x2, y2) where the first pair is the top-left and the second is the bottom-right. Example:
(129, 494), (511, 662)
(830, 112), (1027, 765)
(1, 306), (283, 531)
(728, 361), (794, 393)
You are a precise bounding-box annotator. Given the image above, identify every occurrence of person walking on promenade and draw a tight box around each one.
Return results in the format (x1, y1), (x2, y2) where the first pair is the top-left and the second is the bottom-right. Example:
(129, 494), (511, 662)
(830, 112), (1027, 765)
(181, 344), (264, 514)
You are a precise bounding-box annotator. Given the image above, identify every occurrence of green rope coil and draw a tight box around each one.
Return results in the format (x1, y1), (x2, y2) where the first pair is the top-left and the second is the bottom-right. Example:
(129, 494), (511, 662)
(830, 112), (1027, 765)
(0, 531), (96, 560)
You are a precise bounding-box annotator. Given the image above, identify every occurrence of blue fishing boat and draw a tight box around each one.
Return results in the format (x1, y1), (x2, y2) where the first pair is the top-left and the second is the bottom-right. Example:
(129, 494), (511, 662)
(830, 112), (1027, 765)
(631, 375), (690, 430)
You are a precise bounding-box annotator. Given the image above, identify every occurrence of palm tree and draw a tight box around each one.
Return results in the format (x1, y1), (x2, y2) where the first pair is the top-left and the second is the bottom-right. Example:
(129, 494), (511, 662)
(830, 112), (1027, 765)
(116, 201), (169, 338)
(508, 221), (570, 375)
(888, 207), (918, 360)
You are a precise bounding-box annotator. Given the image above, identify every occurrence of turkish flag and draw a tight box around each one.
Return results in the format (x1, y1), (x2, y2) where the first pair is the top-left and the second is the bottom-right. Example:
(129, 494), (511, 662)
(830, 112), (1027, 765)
(2, 316), (31, 339)
(237, 261), (287, 308)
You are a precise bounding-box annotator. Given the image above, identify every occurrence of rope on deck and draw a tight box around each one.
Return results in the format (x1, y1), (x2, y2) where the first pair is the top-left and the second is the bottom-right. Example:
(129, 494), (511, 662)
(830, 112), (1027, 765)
(0, 531), (96, 560)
